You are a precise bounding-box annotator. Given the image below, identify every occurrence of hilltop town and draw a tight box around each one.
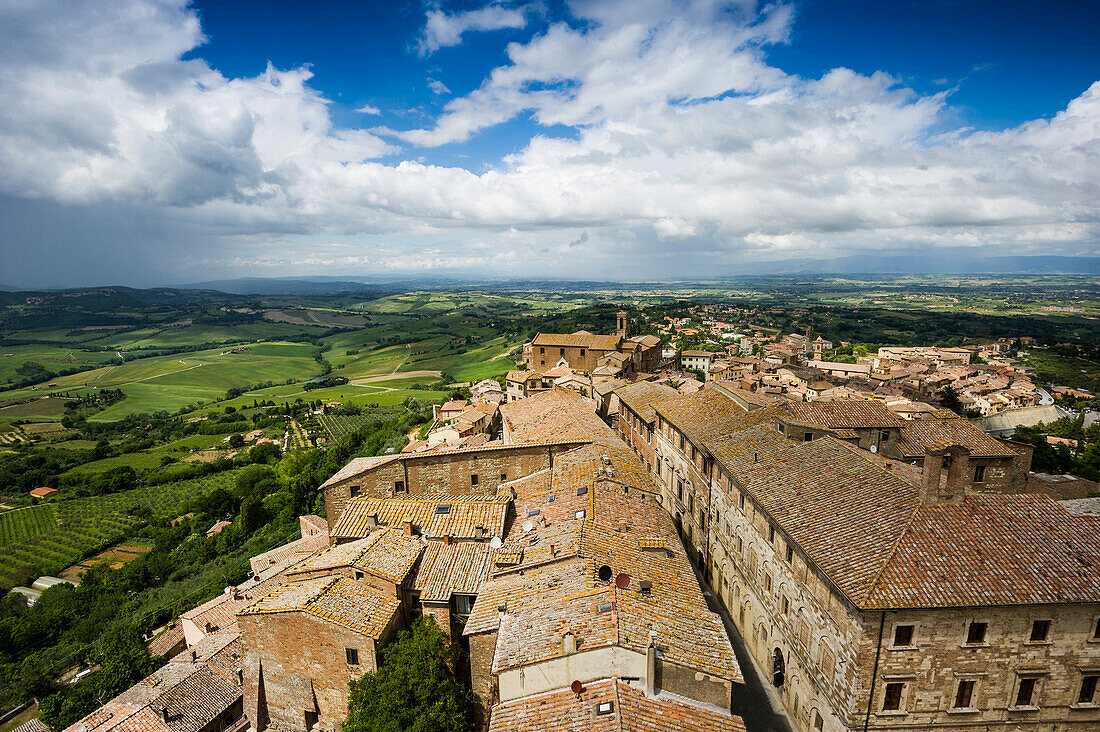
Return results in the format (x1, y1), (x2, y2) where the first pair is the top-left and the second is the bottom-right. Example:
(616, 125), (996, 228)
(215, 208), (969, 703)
(45, 308), (1100, 732)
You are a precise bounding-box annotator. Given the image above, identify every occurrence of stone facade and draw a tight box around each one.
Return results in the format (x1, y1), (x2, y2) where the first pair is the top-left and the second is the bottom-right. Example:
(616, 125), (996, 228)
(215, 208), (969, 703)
(322, 443), (582, 529)
(633, 386), (1100, 732)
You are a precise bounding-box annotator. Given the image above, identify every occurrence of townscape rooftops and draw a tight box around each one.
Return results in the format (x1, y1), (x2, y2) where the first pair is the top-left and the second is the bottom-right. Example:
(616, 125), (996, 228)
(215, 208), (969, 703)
(330, 495), (510, 541)
(783, 400), (903, 429)
(868, 493), (1100, 608)
(64, 636), (242, 732)
(715, 425), (1100, 609)
(654, 388), (783, 448)
(532, 332), (623, 351)
(412, 540), (498, 602)
(238, 575), (400, 638)
(500, 387), (614, 445)
(319, 455), (401, 488)
(287, 528), (424, 583)
(895, 418), (1020, 458)
(487, 678), (747, 732)
(613, 381), (680, 424)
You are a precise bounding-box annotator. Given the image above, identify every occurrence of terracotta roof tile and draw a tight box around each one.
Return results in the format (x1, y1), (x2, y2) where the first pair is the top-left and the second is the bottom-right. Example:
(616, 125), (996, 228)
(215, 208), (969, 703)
(895, 418), (1020, 458)
(287, 528), (423, 583)
(237, 575), (400, 638)
(784, 401), (903, 429)
(613, 382), (679, 424)
(488, 679), (747, 732)
(412, 541), (497, 602)
(331, 495), (510, 541)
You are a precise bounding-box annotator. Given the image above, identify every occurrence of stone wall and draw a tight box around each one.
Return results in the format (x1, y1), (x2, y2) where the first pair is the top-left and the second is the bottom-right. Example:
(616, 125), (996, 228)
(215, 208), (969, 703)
(239, 611), (396, 732)
(324, 443), (582, 529)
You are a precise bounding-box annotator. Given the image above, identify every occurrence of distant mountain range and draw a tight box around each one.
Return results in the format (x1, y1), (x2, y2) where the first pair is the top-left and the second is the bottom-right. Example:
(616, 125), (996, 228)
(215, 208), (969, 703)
(727, 254), (1100, 276)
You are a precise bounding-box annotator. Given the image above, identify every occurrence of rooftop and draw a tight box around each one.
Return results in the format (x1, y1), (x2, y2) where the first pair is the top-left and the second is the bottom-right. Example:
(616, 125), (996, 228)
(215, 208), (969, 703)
(488, 678), (747, 732)
(237, 575), (400, 638)
(287, 528), (424, 583)
(412, 541), (498, 602)
(783, 400), (903, 429)
(330, 495), (510, 541)
(532, 332), (623, 351)
(613, 381), (680, 424)
(714, 425), (1100, 609)
(895, 418), (1020, 458)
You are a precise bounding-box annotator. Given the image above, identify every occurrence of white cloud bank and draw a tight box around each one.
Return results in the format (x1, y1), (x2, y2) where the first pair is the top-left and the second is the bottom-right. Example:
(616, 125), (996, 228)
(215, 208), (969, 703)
(0, 0), (1097, 284)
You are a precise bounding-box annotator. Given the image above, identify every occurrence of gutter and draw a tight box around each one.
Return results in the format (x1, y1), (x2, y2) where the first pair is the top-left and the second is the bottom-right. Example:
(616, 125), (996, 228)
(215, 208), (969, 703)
(864, 612), (886, 732)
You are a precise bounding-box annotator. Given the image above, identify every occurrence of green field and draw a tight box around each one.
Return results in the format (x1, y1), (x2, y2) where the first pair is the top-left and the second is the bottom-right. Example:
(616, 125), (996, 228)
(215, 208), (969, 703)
(0, 505), (58, 547)
(0, 471), (239, 588)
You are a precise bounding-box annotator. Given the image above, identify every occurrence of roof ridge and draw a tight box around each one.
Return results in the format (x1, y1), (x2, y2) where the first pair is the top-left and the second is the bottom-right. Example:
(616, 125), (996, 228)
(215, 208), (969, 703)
(860, 498), (925, 608)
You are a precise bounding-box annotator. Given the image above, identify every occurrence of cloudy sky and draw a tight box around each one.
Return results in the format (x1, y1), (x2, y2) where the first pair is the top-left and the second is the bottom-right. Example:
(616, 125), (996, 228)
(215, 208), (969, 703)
(0, 0), (1097, 288)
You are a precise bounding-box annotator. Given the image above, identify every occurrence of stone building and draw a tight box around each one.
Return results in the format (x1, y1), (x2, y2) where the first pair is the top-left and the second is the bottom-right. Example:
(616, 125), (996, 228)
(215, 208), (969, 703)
(622, 383), (1100, 731)
(521, 311), (661, 377)
(612, 381), (680, 474)
(65, 632), (246, 732)
(238, 576), (402, 732)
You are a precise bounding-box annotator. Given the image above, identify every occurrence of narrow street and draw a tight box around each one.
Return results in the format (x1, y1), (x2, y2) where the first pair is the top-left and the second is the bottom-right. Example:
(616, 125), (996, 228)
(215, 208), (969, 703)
(695, 567), (797, 732)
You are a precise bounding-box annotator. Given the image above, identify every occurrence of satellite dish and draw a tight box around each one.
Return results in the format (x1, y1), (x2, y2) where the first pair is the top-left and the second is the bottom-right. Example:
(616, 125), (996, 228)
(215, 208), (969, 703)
(615, 573), (631, 589)
(522, 520), (534, 533)
(489, 536), (503, 549)
(870, 444), (878, 453)
(570, 680), (584, 695)
(598, 565), (613, 582)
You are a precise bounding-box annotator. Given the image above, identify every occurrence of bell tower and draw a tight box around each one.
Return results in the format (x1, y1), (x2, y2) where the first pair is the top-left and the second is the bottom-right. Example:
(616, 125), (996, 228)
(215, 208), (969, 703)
(617, 310), (628, 339)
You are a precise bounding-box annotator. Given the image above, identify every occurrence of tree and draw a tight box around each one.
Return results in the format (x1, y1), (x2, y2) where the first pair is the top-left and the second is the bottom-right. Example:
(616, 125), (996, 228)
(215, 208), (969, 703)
(95, 624), (162, 700)
(228, 433), (246, 449)
(345, 617), (473, 732)
(238, 495), (266, 536)
(939, 385), (963, 414)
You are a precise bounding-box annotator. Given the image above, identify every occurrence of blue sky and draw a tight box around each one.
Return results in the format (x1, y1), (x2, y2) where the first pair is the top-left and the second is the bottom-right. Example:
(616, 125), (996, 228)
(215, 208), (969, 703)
(0, 0), (1097, 287)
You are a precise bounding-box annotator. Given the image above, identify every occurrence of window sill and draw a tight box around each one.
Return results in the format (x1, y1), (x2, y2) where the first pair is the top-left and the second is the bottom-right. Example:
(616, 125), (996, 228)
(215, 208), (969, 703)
(1023, 640), (1053, 646)
(887, 645), (917, 652)
(1008, 706), (1040, 713)
(875, 711), (908, 718)
(945, 708), (979, 715)
(960, 642), (991, 649)
(1069, 703), (1098, 710)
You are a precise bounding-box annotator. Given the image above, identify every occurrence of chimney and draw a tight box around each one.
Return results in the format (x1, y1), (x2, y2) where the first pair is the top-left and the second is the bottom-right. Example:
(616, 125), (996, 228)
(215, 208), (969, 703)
(402, 517), (414, 536)
(189, 648), (198, 661)
(443, 534), (452, 545)
(475, 525), (487, 539)
(563, 632), (576, 655)
(645, 640), (657, 696)
(549, 542), (557, 556)
(159, 709), (170, 724)
(366, 513), (379, 529)
(920, 446), (970, 504)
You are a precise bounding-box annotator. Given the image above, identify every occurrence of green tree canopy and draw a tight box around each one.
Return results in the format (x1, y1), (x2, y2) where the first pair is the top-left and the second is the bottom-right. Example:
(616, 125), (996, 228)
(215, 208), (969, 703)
(345, 617), (473, 732)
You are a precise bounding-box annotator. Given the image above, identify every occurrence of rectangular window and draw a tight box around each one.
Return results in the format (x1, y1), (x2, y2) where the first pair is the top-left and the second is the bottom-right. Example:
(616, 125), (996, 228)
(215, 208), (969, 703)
(560, 348), (565, 355)
(768, 525), (775, 543)
(803, 432), (815, 442)
(1015, 677), (1037, 707)
(394, 480), (404, 492)
(679, 433), (685, 450)
(880, 429), (891, 442)
(345, 648), (359, 665)
(781, 596), (790, 615)
(470, 474), (479, 486)
(764, 574), (773, 593)
(539, 347), (545, 354)
(1094, 618), (1100, 639)
(677, 479), (683, 500)
(954, 679), (976, 709)
(454, 594), (476, 616)
(882, 682), (904, 711)
(1079, 675), (1098, 705)
(786, 545), (794, 564)
(353, 570), (364, 580)
(974, 465), (986, 483)
(893, 624), (914, 647)
(966, 621), (988, 645)
(349, 486), (360, 497)
(739, 494), (746, 510)
(580, 349), (585, 357)
(500, 473), (507, 481)
(1030, 619), (1050, 642)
